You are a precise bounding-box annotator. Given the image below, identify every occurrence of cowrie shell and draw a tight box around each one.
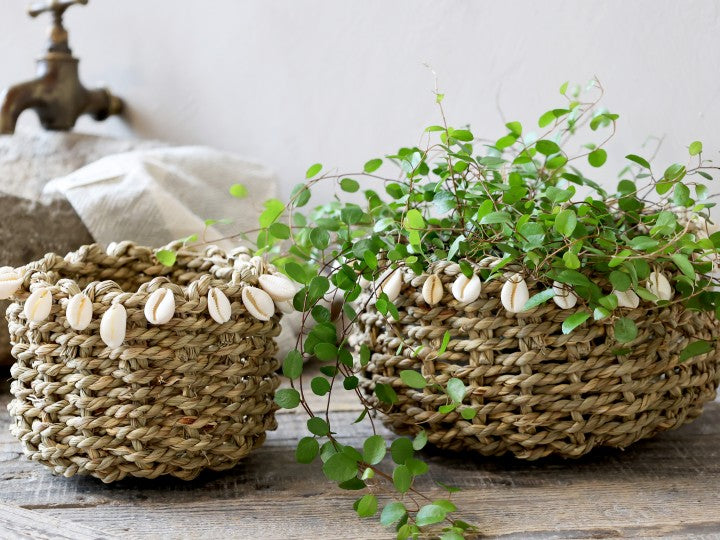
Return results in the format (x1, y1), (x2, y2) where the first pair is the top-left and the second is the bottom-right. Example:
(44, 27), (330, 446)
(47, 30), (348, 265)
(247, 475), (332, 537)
(552, 281), (577, 310)
(66, 293), (93, 330)
(0, 268), (22, 300)
(24, 288), (52, 322)
(144, 288), (175, 325)
(258, 274), (296, 302)
(614, 289), (640, 309)
(647, 271), (673, 301)
(242, 286), (275, 321)
(208, 287), (232, 324)
(451, 274), (481, 304)
(100, 304), (127, 349)
(275, 299), (295, 314)
(501, 273), (530, 313)
(379, 269), (403, 302)
(422, 274), (444, 305)
(249, 256), (265, 275)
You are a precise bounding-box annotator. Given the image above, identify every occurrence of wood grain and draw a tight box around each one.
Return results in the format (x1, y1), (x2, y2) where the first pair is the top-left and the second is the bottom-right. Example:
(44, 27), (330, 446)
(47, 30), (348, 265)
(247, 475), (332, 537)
(1, 369), (719, 539)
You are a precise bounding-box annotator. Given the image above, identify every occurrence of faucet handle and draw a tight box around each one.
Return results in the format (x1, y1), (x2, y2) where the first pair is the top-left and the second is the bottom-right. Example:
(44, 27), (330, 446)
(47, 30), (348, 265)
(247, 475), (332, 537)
(27, 0), (88, 54)
(28, 0), (88, 19)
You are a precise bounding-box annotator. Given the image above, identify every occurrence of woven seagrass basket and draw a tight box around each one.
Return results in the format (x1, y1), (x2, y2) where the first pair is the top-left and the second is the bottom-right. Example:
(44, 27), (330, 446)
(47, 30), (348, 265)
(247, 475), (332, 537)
(354, 257), (720, 459)
(6, 242), (281, 482)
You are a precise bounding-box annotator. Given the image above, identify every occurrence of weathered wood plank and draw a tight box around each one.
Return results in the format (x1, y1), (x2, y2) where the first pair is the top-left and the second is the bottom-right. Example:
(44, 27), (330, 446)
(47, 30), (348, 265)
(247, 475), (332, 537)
(0, 502), (116, 539)
(1, 370), (720, 538)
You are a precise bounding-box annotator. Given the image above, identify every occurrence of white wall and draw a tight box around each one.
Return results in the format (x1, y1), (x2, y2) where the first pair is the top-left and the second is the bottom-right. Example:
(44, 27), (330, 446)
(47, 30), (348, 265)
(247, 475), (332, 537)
(1, 0), (719, 202)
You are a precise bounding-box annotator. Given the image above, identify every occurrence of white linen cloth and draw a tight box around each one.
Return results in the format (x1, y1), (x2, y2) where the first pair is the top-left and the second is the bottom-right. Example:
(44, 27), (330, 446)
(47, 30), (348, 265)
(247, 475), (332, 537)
(43, 146), (277, 250)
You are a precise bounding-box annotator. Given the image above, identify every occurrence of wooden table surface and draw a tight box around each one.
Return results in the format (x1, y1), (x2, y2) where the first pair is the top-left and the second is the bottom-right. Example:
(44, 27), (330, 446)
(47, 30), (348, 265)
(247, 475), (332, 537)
(1, 366), (719, 540)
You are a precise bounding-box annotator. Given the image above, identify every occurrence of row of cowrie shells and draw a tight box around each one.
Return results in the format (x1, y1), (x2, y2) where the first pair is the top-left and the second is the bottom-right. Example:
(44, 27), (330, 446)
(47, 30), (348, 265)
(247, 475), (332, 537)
(18, 272), (297, 350)
(372, 269), (675, 314)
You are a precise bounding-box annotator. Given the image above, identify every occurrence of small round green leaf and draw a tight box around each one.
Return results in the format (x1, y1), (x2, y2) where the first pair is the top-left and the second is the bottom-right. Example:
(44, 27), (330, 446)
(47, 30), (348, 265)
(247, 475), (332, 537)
(282, 350), (303, 380)
(156, 249), (176, 267)
(356, 494), (378, 518)
(362, 435), (387, 465)
(399, 370), (427, 389)
(614, 317), (638, 343)
(307, 417), (329, 436)
(296, 436), (320, 464)
(274, 388), (300, 409)
(311, 376), (331, 396)
(390, 437), (414, 465)
(364, 158), (383, 173)
(306, 163), (322, 178)
(322, 452), (358, 482)
(229, 183), (248, 198)
(588, 148), (607, 167)
(416, 504), (447, 527)
(340, 178), (360, 192)
(392, 464), (412, 493)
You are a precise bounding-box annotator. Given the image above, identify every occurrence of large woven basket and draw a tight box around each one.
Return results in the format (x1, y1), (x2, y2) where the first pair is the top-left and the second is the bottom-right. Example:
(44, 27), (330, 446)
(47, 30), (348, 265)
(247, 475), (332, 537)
(6, 242), (281, 482)
(354, 258), (720, 459)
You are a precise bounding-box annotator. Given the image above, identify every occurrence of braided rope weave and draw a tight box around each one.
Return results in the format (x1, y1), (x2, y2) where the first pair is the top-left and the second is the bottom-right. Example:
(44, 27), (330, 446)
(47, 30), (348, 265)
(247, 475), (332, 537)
(7, 242), (281, 482)
(354, 258), (720, 459)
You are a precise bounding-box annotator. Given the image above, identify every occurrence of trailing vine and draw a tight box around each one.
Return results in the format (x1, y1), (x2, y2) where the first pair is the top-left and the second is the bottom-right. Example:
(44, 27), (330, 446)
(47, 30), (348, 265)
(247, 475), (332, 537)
(160, 79), (719, 538)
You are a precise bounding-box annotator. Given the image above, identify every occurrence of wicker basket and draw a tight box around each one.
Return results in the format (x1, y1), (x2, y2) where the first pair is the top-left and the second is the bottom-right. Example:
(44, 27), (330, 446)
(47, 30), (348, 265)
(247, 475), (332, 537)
(354, 258), (720, 459)
(6, 242), (281, 482)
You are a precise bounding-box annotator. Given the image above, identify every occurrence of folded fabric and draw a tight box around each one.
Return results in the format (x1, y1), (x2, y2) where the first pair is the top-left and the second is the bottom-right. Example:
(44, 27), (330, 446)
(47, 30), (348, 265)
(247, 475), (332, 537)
(43, 146), (277, 250)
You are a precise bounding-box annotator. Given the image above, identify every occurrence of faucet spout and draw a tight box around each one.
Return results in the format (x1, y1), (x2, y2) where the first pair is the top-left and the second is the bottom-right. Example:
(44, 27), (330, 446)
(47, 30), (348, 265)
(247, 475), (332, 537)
(0, 79), (43, 135)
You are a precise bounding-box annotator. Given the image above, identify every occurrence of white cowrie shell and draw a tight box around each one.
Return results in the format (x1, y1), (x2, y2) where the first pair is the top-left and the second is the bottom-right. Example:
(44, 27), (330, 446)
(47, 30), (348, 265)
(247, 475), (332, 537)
(379, 269), (403, 302)
(647, 271), (673, 301)
(66, 293), (93, 330)
(258, 274), (296, 302)
(552, 281), (578, 310)
(24, 288), (53, 322)
(501, 273), (530, 313)
(275, 299), (295, 314)
(242, 286), (275, 321)
(208, 287), (232, 324)
(451, 274), (481, 304)
(614, 289), (640, 309)
(144, 288), (175, 325)
(422, 274), (444, 305)
(249, 256), (265, 275)
(0, 268), (22, 300)
(100, 304), (127, 349)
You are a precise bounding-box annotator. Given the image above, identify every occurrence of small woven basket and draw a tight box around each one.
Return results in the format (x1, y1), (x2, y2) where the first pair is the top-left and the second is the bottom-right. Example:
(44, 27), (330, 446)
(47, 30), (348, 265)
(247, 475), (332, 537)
(6, 242), (281, 482)
(354, 258), (720, 459)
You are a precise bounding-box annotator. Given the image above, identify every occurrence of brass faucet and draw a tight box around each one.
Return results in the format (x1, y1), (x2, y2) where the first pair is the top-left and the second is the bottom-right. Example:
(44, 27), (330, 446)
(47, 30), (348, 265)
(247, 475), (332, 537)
(0, 0), (123, 135)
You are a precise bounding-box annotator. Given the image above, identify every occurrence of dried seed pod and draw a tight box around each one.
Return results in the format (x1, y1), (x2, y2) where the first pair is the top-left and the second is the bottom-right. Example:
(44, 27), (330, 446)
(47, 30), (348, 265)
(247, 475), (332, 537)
(501, 273), (530, 313)
(66, 293), (93, 331)
(242, 286), (275, 321)
(552, 281), (578, 310)
(451, 273), (481, 304)
(0, 268), (22, 300)
(144, 288), (176, 325)
(258, 273), (296, 302)
(208, 287), (232, 324)
(24, 288), (53, 322)
(614, 289), (640, 309)
(100, 303), (127, 349)
(422, 274), (444, 305)
(647, 271), (673, 301)
(379, 269), (403, 302)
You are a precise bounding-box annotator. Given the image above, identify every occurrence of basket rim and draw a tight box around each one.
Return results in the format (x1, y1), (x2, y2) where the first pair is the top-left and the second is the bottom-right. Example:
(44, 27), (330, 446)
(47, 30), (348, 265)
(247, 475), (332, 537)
(9, 241), (267, 304)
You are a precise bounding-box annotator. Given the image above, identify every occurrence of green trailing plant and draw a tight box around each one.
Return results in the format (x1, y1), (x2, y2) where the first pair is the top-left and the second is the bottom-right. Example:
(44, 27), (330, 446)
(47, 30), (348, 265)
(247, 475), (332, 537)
(162, 79), (719, 538)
